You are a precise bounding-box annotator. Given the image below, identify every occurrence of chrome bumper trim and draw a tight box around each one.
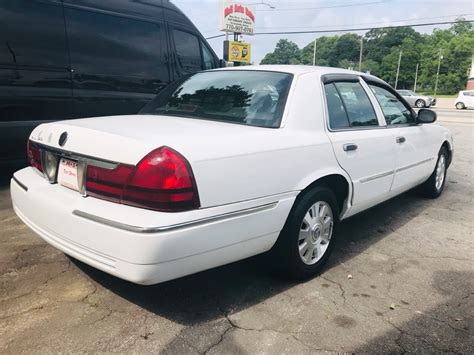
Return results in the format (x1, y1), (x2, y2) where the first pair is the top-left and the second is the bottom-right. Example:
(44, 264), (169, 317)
(12, 176), (28, 192)
(72, 202), (279, 234)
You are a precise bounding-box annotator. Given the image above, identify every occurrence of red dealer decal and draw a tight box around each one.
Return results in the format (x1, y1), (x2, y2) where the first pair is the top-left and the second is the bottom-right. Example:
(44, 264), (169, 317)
(224, 5), (233, 17)
(234, 4), (244, 13)
(224, 3), (255, 22)
(245, 7), (254, 22)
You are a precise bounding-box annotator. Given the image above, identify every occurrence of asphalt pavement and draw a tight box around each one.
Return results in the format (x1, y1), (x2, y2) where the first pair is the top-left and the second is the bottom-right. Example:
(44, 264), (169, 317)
(0, 117), (473, 353)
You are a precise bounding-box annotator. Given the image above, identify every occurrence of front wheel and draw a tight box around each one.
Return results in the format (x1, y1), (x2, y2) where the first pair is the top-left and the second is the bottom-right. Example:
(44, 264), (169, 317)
(419, 147), (448, 198)
(273, 186), (339, 280)
(415, 99), (426, 108)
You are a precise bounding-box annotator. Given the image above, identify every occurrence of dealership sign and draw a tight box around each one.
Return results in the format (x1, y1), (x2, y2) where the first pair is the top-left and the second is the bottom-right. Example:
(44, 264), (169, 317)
(224, 41), (251, 63)
(219, 0), (255, 35)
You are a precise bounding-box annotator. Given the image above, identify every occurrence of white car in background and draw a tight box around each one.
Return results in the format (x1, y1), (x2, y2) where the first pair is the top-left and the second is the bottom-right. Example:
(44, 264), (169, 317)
(11, 66), (453, 285)
(397, 90), (436, 108)
(455, 90), (474, 109)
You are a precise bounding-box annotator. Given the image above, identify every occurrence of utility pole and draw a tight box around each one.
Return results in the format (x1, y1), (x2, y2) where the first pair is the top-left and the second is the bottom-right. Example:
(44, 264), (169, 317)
(358, 36), (363, 72)
(434, 49), (443, 97)
(312, 38), (317, 66)
(395, 49), (403, 89)
(414, 63), (419, 92)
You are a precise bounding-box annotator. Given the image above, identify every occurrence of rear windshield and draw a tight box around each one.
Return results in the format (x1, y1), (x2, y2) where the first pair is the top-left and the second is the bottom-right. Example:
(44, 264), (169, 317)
(140, 70), (293, 128)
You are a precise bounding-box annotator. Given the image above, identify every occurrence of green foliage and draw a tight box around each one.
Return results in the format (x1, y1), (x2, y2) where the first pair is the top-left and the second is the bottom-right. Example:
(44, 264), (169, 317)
(259, 19), (473, 94)
(261, 39), (301, 64)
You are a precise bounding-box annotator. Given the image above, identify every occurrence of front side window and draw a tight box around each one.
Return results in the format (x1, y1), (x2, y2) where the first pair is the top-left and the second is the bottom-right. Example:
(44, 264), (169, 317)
(369, 85), (415, 125)
(140, 70), (293, 128)
(324, 81), (378, 129)
(173, 29), (201, 74)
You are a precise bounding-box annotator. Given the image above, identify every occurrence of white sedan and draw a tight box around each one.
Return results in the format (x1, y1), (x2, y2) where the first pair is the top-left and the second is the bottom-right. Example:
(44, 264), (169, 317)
(11, 66), (453, 285)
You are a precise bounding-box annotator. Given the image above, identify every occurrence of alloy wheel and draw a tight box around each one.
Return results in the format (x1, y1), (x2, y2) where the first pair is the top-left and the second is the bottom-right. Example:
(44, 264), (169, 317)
(435, 154), (446, 191)
(298, 201), (333, 265)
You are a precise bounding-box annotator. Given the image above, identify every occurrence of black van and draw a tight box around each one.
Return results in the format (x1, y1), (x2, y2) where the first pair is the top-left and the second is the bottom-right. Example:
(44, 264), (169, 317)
(0, 0), (219, 164)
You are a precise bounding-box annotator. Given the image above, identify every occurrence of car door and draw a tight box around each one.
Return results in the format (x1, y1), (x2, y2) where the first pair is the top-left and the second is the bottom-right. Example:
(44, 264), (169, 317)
(398, 91), (409, 105)
(366, 81), (437, 194)
(467, 91), (474, 108)
(322, 76), (397, 216)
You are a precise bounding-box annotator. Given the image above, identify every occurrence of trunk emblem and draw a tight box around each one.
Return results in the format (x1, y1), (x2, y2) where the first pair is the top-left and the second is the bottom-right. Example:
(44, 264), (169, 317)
(59, 132), (68, 147)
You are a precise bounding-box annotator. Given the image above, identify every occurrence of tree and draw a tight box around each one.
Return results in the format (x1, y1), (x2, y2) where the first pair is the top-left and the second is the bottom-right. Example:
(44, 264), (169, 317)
(259, 19), (473, 94)
(380, 37), (421, 88)
(300, 36), (338, 66)
(338, 59), (355, 70)
(260, 39), (301, 64)
(365, 27), (422, 63)
(328, 33), (361, 67)
(361, 59), (380, 76)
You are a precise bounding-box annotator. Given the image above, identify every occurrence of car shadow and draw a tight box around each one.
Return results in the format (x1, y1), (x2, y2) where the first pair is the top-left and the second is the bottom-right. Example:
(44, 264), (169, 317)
(71, 188), (435, 326)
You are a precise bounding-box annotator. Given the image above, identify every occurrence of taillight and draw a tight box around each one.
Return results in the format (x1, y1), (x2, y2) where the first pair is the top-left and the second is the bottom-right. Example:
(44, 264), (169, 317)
(85, 147), (200, 212)
(27, 140), (43, 172)
(86, 164), (134, 203)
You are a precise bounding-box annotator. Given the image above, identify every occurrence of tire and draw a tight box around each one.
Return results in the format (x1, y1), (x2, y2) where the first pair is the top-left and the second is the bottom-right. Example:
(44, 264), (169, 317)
(455, 102), (465, 110)
(272, 186), (339, 280)
(419, 147), (448, 198)
(415, 99), (426, 108)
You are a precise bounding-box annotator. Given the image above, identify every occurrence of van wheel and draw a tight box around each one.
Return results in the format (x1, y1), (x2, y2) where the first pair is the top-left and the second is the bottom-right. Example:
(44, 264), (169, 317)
(455, 102), (465, 110)
(419, 147), (448, 198)
(273, 186), (339, 280)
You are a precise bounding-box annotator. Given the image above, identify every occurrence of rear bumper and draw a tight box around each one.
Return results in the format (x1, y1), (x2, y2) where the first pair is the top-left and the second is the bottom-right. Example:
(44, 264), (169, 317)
(11, 167), (296, 284)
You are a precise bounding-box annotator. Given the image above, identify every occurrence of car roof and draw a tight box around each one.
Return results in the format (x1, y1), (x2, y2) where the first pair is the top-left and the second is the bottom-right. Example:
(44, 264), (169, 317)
(213, 64), (370, 77)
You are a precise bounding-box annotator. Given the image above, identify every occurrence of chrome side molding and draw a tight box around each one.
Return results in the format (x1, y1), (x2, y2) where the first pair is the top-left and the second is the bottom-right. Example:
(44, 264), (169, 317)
(12, 176), (28, 192)
(72, 202), (279, 234)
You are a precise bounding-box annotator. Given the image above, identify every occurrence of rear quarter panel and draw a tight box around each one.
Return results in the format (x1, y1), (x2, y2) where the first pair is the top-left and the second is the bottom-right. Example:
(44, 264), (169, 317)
(193, 72), (349, 208)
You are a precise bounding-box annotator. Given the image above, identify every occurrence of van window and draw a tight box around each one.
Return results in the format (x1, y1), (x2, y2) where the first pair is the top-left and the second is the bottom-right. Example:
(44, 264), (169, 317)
(173, 29), (202, 74)
(201, 42), (216, 70)
(0, 0), (68, 68)
(65, 9), (164, 78)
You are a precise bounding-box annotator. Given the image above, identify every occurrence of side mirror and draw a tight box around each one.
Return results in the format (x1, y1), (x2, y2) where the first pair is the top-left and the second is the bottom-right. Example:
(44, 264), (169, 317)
(417, 109), (437, 124)
(219, 59), (227, 68)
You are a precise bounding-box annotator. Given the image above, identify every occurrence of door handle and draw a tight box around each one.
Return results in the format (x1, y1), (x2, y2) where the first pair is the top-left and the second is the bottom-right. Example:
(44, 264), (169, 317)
(396, 136), (406, 144)
(343, 143), (358, 152)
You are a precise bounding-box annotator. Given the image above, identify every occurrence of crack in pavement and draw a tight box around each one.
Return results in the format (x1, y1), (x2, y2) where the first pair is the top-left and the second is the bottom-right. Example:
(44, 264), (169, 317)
(201, 307), (338, 354)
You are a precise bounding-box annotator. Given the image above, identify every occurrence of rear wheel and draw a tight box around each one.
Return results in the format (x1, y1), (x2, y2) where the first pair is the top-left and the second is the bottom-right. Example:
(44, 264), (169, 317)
(419, 147), (448, 198)
(455, 102), (465, 110)
(415, 99), (426, 108)
(273, 186), (339, 280)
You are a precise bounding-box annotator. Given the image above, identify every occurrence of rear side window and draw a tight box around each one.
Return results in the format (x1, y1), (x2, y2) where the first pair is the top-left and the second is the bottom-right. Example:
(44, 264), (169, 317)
(324, 81), (378, 129)
(65, 9), (164, 78)
(173, 30), (202, 74)
(324, 83), (350, 129)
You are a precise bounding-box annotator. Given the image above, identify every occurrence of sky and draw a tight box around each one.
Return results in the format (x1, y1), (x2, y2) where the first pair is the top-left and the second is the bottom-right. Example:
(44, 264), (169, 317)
(173, 0), (473, 64)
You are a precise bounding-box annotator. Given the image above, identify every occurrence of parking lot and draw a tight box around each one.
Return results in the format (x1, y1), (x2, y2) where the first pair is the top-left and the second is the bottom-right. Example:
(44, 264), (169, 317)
(0, 110), (472, 353)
